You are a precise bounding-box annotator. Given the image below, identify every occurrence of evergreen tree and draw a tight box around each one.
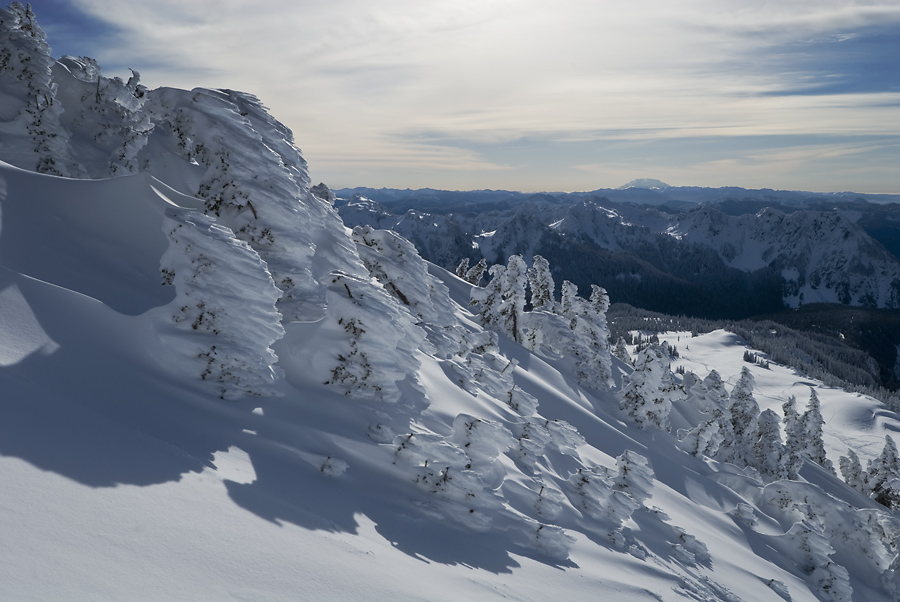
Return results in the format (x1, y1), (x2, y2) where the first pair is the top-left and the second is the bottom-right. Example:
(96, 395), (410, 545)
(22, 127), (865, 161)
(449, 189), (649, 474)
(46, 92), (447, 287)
(527, 255), (556, 312)
(613, 450), (654, 504)
(612, 337), (632, 366)
(702, 370), (729, 408)
(0, 2), (80, 175)
(469, 255), (526, 343)
(755, 409), (787, 479)
(499, 255), (527, 343)
(559, 280), (578, 328)
(839, 449), (868, 494)
(585, 285), (613, 385)
(464, 258), (487, 285)
(782, 395), (802, 455)
(554, 280), (614, 388)
(866, 436), (900, 510)
(781, 395), (804, 479)
(455, 257), (469, 279)
(620, 344), (678, 431)
(680, 407), (727, 459)
(471, 263), (504, 330)
(727, 367), (760, 467)
(799, 388), (835, 474)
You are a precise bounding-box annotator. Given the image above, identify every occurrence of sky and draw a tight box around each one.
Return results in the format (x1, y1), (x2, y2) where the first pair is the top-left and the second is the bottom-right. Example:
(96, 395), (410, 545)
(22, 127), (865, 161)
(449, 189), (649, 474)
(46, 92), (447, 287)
(24, 0), (900, 193)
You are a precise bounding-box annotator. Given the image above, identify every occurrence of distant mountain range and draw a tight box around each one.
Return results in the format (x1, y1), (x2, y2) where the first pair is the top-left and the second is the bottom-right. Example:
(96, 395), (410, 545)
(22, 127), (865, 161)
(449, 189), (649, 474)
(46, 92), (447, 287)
(335, 186), (900, 318)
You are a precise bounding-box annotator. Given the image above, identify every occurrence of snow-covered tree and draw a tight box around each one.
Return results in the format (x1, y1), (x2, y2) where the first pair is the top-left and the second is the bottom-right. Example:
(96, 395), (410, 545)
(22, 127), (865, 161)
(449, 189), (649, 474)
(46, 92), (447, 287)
(702, 370), (729, 406)
(612, 337), (632, 366)
(587, 285), (613, 380)
(839, 449), (868, 494)
(559, 280), (578, 328)
(867, 436), (900, 510)
(680, 407), (727, 459)
(614, 449), (655, 504)
(321, 271), (423, 403)
(142, 87), (365, 324)
(780, 521), (853, 602)
(0, 2), (80, 176)
(471, 263), (504, 331)
(470, 255), (527, 343)
(455, 257), (470, 278)
(726, 367), (760, 467)
(464, 258), (487, 285)
(156, 209), (284, 399)
(550, 279), (613, 389)
(499, 255), (527, 343)
(755, 409), (787, 479)
(681, 370), (739, 463)
(799, 388), (835, 474)
(621, 344), (680, 431)
(527, 255), (555, 312)
(782, 395), (802, 453)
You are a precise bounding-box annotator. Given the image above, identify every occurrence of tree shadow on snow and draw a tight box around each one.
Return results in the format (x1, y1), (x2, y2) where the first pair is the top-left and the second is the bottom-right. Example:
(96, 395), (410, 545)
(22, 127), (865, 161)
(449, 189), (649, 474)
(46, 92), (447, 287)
(220, 383), (576, 574)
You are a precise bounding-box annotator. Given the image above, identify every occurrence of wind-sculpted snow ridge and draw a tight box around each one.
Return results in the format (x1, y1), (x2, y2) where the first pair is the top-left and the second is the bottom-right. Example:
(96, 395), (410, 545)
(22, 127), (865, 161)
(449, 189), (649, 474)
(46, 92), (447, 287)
(140, 86), (364, 323)
(1, 11), (365, 324)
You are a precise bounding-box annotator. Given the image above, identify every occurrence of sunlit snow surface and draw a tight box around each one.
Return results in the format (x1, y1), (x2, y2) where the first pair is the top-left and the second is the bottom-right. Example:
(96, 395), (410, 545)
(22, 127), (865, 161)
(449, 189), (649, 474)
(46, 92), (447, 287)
(1, 151), (899, 601)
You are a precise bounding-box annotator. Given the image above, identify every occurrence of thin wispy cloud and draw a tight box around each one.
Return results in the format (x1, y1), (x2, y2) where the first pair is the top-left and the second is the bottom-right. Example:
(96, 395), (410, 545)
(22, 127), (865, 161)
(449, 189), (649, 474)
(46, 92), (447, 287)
(27, 0), (900, 192)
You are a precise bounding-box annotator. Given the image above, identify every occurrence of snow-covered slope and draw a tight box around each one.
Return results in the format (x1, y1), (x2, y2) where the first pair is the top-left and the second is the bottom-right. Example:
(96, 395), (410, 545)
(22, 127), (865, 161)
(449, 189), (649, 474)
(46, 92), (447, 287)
(673, 207), (900, 308)
(2, 5), (900, 601)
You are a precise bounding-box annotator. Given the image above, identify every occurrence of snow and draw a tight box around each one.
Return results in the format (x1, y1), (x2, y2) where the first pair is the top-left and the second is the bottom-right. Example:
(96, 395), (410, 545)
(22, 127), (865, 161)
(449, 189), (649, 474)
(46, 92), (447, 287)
(2, 17), (900, 599)
(0, 277), (59, 365)
(3, 143), (900, 602)
(656, 330), (896, 467)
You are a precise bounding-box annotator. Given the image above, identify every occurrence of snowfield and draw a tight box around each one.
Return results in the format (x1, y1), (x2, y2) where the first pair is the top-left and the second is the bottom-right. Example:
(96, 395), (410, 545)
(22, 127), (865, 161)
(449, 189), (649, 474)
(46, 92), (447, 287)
(656, 330), (895, 466)
(1, 4), (900, 601)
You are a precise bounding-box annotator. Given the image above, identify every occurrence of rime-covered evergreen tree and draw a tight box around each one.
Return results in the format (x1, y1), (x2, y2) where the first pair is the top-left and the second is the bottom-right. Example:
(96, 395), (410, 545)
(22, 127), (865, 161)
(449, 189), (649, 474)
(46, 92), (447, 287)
(726, 367), (760, 467)
(469, 255), (527, 343)
(588, 285), (612, 381)
(553, 279), (613, 388)
(455, 257), (469, 279)
(755, 409), (787, 479)
(612, 337), (632, 366)
(464, 258), (487, 285)
(702, 370), (729, 406)
(866, 436), (900, 510)
(782, 395), (802, 456)
(839, 449), (868, 494)
(472, 263), (504, 331)
(499, 255), (527, 343)
(527, 255), (555, 312)
(799, 388), (835, 474)
(680, 407), (727, 458)
(0, 2), (80, 175)
(559, 280), (578, 329)
(621, 344), (679, 431)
